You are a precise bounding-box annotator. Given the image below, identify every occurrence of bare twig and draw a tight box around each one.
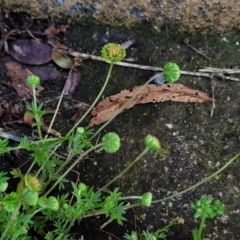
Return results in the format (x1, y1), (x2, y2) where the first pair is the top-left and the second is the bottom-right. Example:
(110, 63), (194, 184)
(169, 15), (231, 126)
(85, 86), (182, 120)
(55, 49), (240, 82)
(210, 75), (217, 117)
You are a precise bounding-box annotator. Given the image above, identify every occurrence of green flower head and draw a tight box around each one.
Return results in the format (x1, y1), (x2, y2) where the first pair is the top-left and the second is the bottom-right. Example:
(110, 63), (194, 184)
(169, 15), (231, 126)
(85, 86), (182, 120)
(144, 135), (161, 151)
(101, 43), (126, 62)
(163, 62), (181, 83)
(102, 132), (121, 153)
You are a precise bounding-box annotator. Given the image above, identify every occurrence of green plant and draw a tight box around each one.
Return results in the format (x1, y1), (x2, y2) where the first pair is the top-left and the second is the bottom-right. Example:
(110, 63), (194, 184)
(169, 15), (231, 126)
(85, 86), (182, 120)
(191, 195), (225, 240)
(123, 219), (179, 240)
(0, 41), (235, 239)
(0, 43), (182, 239)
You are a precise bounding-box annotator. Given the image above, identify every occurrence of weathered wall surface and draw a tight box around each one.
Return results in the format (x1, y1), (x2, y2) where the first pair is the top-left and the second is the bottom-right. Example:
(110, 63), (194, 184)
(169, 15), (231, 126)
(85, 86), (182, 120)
(1, 0), (240, 32)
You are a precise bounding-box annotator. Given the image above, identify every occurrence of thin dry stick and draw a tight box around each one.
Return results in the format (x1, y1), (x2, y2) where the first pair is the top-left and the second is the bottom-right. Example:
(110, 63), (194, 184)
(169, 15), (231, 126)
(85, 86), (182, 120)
(210, 75), (217, 117)
(96, 228), (120, 240)
(56, 49), (240, 82)
(183, 38), (211, 61)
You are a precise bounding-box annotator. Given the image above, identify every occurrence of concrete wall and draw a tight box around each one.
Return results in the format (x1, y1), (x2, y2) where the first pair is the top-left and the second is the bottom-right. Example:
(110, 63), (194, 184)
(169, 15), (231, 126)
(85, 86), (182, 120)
(1, 0), (239, 32)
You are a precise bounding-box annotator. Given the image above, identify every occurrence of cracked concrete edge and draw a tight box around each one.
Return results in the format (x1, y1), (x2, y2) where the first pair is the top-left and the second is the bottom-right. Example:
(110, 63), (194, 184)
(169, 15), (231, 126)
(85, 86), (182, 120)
(1, 0), (240, 32)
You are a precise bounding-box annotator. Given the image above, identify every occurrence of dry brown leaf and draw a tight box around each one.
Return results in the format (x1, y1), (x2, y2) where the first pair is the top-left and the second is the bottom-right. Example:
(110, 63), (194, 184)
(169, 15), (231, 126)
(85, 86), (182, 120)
(90, 83), (213, 126)
(5, 61), (44, 99)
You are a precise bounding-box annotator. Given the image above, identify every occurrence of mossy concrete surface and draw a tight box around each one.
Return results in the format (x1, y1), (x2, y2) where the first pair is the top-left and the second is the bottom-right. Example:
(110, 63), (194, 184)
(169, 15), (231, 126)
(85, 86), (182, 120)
(2, 0), (240, 32)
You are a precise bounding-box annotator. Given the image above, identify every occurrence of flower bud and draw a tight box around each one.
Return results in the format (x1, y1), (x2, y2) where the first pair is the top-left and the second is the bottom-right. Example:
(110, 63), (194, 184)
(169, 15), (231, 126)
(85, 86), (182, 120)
(141, 192), (152, 207)
(102, 132), (120, 153)
(0, 182), (8, 192)
(78, 183), (87, 192)
(48, 196), (59, 211)
(38, 196), (48, 208)
(24, 190), (39, 206)
(63, 203), (70, 209)
(24, 174), (42, 192)
(77, 127), (85, 134)
(144, 135), (161, 151)
(27, 75), (40, 86)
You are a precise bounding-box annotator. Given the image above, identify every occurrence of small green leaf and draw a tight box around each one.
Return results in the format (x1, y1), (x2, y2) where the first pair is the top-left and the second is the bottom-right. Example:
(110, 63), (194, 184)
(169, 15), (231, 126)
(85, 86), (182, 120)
(10, 168), (23, 178)
(0, 139), (9, 155)
(3, 192), (21, 212)
(192, 229), (198, 240)
(124, 231), (138, 240)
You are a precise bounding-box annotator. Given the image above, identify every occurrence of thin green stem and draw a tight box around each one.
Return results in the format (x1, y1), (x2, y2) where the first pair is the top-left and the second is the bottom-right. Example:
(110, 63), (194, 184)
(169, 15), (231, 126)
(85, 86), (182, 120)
(98, 147), (150, 192)
(197, 217), (206, 240)
(24, 207), (46, 225)
(67, 61), (115, 137)
(152, 151), (240, 204)
(32, 85), (43, 140)
(44, 143), (102, 196)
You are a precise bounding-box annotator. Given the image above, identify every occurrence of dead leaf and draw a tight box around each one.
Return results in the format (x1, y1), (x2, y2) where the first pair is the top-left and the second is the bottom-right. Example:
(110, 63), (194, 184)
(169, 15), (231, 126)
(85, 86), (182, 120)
(0, 105), (6, 118)
(44, 25), (67, 39)
(23, 110), (34, 126)
(44, 25), (58, 39)
(5, 61), (44, 99)
(9, 39), (52, 65)
(63, 69), (81, 95)
(90, 83), (213, 126)
(28, 64), (61, 81)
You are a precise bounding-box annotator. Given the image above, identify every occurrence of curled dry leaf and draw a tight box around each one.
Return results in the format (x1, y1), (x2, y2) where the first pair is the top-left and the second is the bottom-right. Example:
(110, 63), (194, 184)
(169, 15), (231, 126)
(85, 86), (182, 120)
(90, 83), (213, 126)
(9, 39), (52, 65)
(5, 61), (44, 99)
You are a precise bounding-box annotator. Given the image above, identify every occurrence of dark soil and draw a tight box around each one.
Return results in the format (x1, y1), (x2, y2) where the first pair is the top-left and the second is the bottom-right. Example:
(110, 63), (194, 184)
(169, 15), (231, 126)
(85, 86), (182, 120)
(1, 11), (240, 240)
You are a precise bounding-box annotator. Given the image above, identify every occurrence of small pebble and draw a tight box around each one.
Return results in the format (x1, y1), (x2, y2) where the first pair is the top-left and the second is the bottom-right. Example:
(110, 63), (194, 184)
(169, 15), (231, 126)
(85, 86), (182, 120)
(153, 74), (165, 85)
